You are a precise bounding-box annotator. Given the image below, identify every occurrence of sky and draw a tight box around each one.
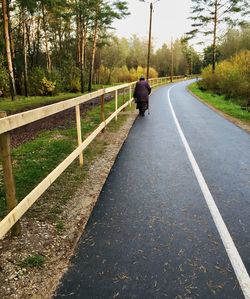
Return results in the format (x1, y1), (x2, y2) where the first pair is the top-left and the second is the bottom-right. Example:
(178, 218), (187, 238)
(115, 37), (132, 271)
(112, 0), (198, 50)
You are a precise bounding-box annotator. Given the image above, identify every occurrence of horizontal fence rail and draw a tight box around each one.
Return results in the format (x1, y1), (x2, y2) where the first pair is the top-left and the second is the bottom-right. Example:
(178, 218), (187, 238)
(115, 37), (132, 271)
(0, 75), (186, 239)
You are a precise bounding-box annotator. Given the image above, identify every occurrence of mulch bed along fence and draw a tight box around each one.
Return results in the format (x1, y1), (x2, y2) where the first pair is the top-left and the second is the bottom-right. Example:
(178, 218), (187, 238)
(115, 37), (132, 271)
(10, 95), (114, 148)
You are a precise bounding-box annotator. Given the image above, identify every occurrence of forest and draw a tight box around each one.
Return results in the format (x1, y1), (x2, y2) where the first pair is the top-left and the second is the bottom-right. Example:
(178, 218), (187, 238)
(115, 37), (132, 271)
(0, 0), (202, 100)
(0, 0), (249, 100)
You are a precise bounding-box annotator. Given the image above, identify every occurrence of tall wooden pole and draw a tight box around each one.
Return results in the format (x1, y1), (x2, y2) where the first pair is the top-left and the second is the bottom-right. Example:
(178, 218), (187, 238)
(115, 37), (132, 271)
(146, 2), (153, 80)
(122, 88), (126, 111)
(129, 86), (132, 108)
(0, 111), (20, 235)
(100, 88), (105, 132)
(75, 105), (83, 167)
(170, 37), (174, 82)
(115, 90), (118, 121)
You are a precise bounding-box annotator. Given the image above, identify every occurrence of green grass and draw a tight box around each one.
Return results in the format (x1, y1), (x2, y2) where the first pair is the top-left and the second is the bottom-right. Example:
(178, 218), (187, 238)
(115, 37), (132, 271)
(0, 93), (81, 114)
(0, 93), (132, 220)
(0, 80), (163, 115)
(0, 84), (113, 115)
(21, 254), (45, 268)
(188, 83), (250, 124)
(55, 220), (65, 235)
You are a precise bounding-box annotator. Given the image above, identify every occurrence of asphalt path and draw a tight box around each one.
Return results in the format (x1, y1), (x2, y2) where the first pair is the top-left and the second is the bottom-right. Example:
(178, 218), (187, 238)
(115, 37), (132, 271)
(55, 80), (250, 299)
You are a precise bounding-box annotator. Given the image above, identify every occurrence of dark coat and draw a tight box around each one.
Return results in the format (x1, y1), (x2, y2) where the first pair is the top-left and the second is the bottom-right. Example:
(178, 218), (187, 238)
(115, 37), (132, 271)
(133, 80), (151, 103)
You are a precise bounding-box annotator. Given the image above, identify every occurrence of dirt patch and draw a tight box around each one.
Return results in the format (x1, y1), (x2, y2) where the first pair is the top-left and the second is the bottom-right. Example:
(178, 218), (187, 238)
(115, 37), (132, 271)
(10, 94), (116, 148)
(0, 111), (138, 299)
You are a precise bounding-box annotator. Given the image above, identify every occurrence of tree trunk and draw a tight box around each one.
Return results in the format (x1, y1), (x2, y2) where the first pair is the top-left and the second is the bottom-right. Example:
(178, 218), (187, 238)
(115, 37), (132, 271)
(212, 0), (218, 73)
(26, 20), (34, 70)
(7, 4), (15, 63)
(41, 4), (52, 73)
(107, 68), (113, 85)
(8, 2), (20, 94)
(76, 5), (81, 67)
(88, 20), (98, 92)
(80, 24), (87, 93)
(35, 16), (41, 66)
(7, 0), (16, 83)
(22, 8), (28, 97)
(58, 22), (63, 76)
(2, 0), (16, 99)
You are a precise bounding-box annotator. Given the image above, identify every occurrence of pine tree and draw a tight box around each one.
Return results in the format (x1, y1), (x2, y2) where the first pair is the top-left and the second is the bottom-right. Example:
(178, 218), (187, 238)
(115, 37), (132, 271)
(87, 0), (129, 92)
(187, 0), (249, 72)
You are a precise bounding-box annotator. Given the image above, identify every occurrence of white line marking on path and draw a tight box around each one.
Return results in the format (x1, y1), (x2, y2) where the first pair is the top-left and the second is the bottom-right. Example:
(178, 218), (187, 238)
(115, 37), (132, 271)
(168, 85), (250, 299)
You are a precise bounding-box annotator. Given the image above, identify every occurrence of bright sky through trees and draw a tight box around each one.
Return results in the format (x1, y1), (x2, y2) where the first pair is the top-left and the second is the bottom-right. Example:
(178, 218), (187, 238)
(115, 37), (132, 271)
(113, 0), (194, 49)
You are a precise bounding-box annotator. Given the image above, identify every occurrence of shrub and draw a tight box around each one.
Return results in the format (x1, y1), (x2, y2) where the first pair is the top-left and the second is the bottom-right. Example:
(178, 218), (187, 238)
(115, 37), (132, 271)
(148, 67), (158, 79)
(129, 67), (137, 81)
(61, 66), (81, 92)
(99, 65), (110, 85)
(198, 65), (219, 92)
(39, 77), (56, 96)
(199, 50), (250, 103)
(216, 60), (240, 98)
(116, 66), (131, 82)
(28, 67), (45, 96)
(136, 66), (144, 78)
(130, 66), (158, 81)
(231, 51), (250, 101)
(48, 69), (62, 94)
(98, 65), (159, 84)
(129, 66), (158, 81)
(28, 67), (59, 96)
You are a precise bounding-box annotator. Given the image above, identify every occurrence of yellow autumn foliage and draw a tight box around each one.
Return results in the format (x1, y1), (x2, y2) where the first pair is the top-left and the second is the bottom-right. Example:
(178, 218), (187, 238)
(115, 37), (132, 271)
(99, 65), (158, 84)
(199, 51), (250, 102)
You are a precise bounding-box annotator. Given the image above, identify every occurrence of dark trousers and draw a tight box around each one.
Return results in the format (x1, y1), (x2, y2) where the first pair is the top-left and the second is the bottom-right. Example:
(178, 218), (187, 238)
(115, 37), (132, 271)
(136, 101), (148, 115)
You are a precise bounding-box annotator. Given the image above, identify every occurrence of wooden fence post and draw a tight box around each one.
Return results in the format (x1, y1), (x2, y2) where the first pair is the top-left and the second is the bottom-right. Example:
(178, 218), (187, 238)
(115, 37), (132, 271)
(100, 88), (105, 132)
(75, 105), (83, 167)
(129, 86), (132, 108)
(0, 111), (21, 236)
(123, 88), (126, 111)
(115, 90), (118, 121)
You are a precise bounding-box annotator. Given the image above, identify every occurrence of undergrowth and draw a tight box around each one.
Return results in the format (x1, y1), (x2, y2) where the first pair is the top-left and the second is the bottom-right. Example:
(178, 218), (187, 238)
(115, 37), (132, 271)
(188, 83), (250, 124)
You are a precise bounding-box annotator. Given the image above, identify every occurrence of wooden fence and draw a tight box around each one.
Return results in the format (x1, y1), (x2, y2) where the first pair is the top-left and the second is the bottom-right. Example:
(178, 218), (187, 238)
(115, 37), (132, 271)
(0, 76), (184, 239)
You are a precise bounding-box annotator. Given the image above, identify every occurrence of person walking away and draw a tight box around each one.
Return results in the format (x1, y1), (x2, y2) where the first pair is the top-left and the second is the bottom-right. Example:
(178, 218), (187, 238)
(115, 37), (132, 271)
(133, 75), (151, 117)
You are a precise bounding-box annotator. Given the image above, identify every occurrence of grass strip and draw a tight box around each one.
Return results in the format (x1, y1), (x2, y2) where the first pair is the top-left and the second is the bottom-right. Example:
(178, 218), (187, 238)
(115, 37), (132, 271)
(0, 93), (81, 115)
(0, 80), (166, 115)
(188, 83), (250, 124)
(0, 84), (113, 115)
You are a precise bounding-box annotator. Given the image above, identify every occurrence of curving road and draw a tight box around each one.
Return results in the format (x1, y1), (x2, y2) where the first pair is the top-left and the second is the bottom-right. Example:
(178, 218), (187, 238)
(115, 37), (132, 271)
(55, 80), (250, 299)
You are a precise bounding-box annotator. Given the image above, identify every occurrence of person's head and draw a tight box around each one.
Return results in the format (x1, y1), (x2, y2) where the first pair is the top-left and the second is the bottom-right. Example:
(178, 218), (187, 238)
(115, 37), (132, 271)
(139, 75), (145, 81)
